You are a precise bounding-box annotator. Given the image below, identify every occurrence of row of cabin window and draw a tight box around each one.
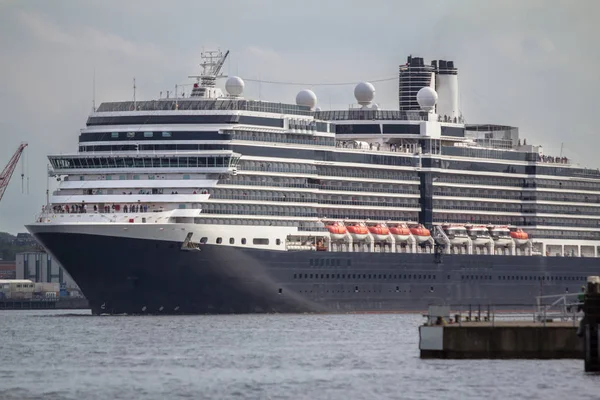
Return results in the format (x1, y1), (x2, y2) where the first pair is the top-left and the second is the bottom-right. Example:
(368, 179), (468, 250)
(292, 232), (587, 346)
(495, 275), (586, 282)
(309, 259), (350, 267)
(199, 237), (280, 246)
(294, 273), (437, 280)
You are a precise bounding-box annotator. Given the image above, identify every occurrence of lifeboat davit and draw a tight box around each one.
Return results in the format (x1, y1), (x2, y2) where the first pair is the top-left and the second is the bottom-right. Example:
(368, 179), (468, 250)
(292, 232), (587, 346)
(409, 224), (431, 243)
(487, 225), (513, 247)
(510, 228), (529, 245)
(327, 222), (347, 240)
(466, 225), (491, 246)
(347, 222), (369, 240)
(443, 224), (470, 246)
(390, 224), (411, 242)
(368, 223), (390, 241)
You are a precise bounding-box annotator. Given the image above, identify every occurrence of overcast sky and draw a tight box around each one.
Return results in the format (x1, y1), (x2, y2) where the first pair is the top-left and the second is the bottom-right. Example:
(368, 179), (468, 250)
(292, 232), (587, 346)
(0, 0), (598, 234)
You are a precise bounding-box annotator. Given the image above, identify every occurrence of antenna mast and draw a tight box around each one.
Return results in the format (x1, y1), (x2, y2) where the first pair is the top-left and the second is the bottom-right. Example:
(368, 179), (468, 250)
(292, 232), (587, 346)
(560, 142), (564, 158)
(133, 78), (137, 110)
(92, 67), (96, 112)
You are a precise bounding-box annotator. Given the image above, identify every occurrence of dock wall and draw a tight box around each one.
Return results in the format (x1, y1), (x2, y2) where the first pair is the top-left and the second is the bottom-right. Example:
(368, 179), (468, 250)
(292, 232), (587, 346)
(420, 324), (583, 359)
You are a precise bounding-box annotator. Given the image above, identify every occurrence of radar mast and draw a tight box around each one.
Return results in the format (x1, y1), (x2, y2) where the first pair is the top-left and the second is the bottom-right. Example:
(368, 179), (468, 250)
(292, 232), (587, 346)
(189, 49), (229, 98)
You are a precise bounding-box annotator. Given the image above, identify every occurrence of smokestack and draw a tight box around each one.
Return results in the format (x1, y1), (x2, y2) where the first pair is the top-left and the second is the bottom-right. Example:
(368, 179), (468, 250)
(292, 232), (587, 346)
(435, 60), (459, 121)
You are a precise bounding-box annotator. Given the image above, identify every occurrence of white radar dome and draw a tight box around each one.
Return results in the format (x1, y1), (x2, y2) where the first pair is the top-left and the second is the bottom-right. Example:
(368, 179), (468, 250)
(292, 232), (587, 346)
(354, 82), (375, 106)
(416, 87), (438, 112)
(296, 89), (317, 109)
(225, 76), (245, 97)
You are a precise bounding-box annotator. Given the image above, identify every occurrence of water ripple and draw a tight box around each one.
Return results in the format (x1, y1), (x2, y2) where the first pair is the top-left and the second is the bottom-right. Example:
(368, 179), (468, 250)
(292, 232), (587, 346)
(0, 310), (597, 400)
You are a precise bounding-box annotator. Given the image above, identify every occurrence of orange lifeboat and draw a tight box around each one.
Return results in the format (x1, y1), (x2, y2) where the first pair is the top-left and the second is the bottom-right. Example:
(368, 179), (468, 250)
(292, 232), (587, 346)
(510, 228), (529, 245)
(327, 222), (347, 240)
(347, 222), (369, 240)
(390, 224), (411, 242)
(368, 223), (390, 241)
(409, 224), (431, 243)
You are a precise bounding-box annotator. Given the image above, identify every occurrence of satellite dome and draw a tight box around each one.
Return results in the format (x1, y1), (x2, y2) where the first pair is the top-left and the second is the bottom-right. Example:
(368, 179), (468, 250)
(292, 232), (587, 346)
(315, 106), (322, 112)
(296, 89), (317, 109)
(225, 76), (245, 97)
(354, 82), (375, 106)
(416, 87), (438, 112)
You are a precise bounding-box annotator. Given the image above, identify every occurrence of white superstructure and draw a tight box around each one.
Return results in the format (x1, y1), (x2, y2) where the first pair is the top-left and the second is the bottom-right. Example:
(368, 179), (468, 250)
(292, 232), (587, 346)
(28, 51), (600, 259)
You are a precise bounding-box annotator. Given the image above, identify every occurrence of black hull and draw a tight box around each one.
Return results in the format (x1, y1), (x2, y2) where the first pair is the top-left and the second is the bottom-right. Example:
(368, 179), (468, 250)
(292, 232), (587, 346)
(31, 232), (600, 315)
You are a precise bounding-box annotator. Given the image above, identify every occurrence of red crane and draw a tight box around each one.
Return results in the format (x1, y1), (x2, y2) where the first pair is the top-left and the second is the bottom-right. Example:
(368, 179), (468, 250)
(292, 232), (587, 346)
(0, 142), (28, 204)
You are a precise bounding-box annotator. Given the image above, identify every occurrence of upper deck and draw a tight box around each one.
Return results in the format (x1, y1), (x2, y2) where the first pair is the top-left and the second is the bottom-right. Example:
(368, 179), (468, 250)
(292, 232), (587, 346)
(95, 99), (314, 116)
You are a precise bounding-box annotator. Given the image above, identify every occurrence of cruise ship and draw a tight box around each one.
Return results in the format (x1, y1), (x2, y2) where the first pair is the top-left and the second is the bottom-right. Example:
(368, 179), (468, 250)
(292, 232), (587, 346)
(27, 51), (600, 314)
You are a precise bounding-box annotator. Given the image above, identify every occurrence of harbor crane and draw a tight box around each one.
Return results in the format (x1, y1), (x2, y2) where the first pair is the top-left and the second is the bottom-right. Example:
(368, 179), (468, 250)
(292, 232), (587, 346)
(0, 142), (28, 204)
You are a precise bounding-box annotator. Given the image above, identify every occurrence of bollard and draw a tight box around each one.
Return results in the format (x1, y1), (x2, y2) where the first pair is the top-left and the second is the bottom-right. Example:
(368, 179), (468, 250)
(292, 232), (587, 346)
(584, 276), (600, 372)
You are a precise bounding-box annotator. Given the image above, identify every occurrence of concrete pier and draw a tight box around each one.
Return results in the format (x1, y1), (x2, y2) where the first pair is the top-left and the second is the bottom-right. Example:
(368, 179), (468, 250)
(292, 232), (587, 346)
(420, 321), (582, 359)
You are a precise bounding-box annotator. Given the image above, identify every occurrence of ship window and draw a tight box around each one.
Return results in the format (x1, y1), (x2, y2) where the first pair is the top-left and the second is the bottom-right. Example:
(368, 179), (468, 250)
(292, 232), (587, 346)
(79, 176), (84, 181)
(144, 131), (153, 138)
(200, 237), (208, 244)
(320, 274), (324, 279)
(183, 175), (190, 180)
(368, 274), (372, 279)
(309, 259), (314, 266)
(241, 238), (246, 245)
(216, 237), (222, 244)
(229, 238), (234, 244)
(133, 175), (139, 180)
(127, 132), (135, 138)
(355, 286), (359, 292)
(276, 239), (281, 245)
(309, 274), (313, 278)
(325, 259), (330, 266)
(293, 274), (297, 279)
(363, 274), (367, 279)
(253, 238), (269, 245)
(162, 132), (172, 137)
(119, 175), (125, 180)
(111, 132), (119, 138)
(326, 274), (330, 279)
